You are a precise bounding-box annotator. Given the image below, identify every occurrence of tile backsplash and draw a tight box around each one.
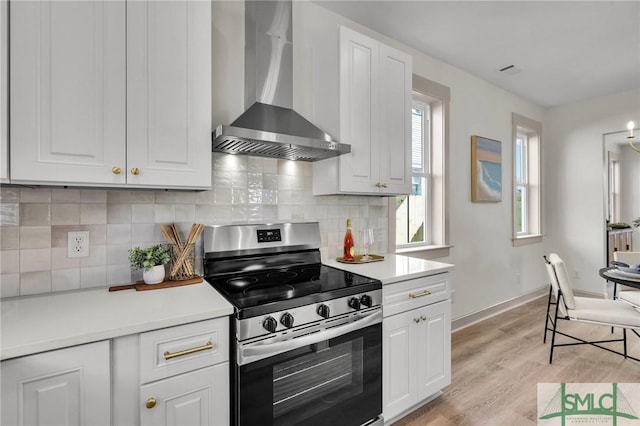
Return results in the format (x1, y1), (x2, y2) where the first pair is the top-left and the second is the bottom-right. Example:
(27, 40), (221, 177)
(0, 154), (389, 298)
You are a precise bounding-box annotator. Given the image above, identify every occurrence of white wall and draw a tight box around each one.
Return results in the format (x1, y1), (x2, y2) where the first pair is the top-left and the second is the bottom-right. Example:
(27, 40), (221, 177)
(545, 88), (640, 294)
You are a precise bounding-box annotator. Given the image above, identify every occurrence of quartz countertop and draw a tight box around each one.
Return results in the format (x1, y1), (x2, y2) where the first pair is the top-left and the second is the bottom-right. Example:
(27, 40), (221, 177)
(1, 281), (233, 360)
(324, 253), (454, 284)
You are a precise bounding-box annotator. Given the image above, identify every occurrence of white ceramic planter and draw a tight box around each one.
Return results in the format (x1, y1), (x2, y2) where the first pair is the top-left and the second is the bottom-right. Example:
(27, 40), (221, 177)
(143, 265), (165, 285)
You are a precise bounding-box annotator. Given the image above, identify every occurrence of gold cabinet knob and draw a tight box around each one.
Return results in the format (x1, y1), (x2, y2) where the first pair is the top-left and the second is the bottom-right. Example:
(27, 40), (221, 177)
(131, 167), (140, 176)
(375, 182), (381, 188)
(414, 317), (421, 323)
(421, 315), (427, 321)
(112, 166), (121, 175)
(381, 183), (388, 188)
(146, 397), (156, 409)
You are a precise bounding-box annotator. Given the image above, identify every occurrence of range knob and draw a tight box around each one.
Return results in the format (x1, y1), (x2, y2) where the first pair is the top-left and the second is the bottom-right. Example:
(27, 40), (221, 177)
(317, 304), (331, 319)
(280, 312), (295, 328)
(348, 297), (361, 310)
(360, 294), (373, 308)
(263, 316), (278, 333)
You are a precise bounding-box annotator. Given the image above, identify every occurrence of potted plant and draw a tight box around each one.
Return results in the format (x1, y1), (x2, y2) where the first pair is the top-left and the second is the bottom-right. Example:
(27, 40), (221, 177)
(128, 244), (171, 284)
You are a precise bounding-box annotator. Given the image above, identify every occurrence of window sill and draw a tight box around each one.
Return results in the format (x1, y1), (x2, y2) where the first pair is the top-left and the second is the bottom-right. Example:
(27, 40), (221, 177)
(512, 234), (543, 247)
(395, 244), (452, 260)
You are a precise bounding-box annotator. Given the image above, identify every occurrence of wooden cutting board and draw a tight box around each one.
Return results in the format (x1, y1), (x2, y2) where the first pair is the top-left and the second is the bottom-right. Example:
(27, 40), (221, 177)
(108, 276), (203, 292)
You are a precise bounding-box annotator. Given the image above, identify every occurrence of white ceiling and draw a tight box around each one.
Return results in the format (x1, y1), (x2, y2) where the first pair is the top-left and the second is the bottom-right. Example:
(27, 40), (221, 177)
(313, 1), (640, 108)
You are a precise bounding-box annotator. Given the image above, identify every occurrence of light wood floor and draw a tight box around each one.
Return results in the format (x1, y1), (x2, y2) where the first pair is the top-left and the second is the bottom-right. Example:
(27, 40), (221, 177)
(394, 296), (640, 426)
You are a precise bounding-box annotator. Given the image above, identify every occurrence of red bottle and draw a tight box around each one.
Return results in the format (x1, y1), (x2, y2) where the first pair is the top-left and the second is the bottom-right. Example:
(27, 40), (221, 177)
(343, 219), (355, 261)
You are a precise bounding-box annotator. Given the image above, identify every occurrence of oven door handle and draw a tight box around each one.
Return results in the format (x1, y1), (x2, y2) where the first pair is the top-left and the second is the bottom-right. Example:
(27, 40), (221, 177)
(240, 309), (382, 363)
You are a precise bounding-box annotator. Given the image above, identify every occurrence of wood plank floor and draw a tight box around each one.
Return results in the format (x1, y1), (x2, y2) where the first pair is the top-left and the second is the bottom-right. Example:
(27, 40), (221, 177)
(393, 296), (640, 426)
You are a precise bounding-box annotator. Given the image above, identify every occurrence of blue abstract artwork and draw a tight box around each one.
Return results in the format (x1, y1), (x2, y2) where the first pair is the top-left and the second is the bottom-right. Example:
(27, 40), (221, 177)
(471, 136), (502, 202)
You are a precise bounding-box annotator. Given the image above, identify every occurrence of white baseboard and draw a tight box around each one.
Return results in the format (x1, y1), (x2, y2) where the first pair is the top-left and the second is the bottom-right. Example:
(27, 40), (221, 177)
(451, 286), (548, 333)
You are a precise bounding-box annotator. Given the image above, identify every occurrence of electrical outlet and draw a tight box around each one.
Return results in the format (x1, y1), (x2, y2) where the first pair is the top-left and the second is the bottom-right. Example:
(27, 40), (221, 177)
(68, 231), (90, 258)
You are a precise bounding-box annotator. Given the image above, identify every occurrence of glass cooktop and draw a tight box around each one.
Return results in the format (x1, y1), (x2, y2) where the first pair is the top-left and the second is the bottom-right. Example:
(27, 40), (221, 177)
(205, 262), (381, 319)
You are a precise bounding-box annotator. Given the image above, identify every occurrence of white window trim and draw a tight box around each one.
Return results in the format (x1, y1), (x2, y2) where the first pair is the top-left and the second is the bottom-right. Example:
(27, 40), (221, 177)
(512, 112), (542, 246)
(389, 75), (450, 259)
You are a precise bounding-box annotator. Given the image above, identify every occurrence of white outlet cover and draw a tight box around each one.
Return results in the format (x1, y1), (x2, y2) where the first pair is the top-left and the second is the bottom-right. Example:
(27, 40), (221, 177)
(68, 231), (90, 258)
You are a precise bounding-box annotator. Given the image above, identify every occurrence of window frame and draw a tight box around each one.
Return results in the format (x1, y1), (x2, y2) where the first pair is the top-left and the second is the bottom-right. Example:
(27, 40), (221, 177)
(512, 113), (543, 246)
(388, 75), (450, 259)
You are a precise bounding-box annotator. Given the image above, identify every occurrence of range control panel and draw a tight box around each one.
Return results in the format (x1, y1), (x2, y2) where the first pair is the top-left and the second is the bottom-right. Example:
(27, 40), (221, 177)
(257, 229), (282, 243)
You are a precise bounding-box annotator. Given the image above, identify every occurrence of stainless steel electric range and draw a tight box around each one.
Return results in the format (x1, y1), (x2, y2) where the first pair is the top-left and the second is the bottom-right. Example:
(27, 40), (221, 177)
(203, 222), (383, 426)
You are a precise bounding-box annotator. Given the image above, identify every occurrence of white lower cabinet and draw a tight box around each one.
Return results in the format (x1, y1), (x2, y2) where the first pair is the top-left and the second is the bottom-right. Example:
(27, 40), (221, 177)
(140, 363), (229, 426)
(383, 275), (451, 423)
(1, 341), (111, 426)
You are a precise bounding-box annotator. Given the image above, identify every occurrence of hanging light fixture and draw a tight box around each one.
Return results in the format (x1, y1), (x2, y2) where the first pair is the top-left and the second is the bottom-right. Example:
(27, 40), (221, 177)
(628, 121), (640, 153)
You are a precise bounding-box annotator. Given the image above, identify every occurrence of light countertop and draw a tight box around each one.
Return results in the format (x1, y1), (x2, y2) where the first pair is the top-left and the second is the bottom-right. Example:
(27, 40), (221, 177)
(1, 281), (234, 360)
(323, 253), (454, 284)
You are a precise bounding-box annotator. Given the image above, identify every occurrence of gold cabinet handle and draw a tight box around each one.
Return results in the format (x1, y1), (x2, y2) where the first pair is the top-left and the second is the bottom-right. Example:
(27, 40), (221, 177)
(164, 341), (213, 360)
(131, 167), (140, 176)
(421, 315), (427, 321)
(409, 289), (432, 299)
(146, 397), (156, 409)
(112, 166), (121, 175)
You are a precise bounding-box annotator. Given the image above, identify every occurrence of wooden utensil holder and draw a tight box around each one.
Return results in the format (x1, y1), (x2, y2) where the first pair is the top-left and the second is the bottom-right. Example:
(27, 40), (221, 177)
(170, 243), (196, 281)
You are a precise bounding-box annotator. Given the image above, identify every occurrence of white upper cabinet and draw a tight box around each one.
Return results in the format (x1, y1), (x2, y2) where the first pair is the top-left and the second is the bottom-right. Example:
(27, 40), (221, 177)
(312, 25), (412, 195)
(10, 1), (126, 186)
(1, 0), (8, 183)
(9, 0), (211, 189)
(126, 1), (211, 189)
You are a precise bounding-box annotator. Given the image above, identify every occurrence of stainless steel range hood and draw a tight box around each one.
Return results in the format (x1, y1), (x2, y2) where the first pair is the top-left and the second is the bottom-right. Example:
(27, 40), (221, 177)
(212, 0), (350, 162)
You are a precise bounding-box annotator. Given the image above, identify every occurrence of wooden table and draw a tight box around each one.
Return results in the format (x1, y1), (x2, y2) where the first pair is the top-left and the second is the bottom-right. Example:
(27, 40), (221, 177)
(599, 267), (640, 291)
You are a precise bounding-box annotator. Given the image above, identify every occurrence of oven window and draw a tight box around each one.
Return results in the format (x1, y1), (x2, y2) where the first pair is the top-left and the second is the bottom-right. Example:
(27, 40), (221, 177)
(236, 324), (382, 426)
(273, 339), (363, 421)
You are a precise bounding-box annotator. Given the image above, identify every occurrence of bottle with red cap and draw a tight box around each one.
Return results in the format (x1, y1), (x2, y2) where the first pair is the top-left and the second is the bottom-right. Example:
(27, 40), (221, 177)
(343, 219), (355, 261)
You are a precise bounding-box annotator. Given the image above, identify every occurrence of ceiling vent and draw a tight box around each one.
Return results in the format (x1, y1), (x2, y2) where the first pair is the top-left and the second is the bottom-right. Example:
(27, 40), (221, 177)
(498, 65), (522, 75)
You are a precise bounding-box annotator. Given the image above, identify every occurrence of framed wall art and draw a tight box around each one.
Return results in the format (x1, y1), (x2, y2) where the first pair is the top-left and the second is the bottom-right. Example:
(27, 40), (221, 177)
(471, 135), (502, 202)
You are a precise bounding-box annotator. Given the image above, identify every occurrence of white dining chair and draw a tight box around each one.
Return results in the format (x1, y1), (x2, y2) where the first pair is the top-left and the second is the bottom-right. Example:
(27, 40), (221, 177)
(543, 253), (640, 364)
(613, 251), (640, 308)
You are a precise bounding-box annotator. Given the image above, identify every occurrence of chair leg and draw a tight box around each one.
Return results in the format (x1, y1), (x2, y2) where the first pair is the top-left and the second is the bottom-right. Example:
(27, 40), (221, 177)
(624, 328), (627, 359)
(544, 285), (553, 344)
(611, 283), (617, 334)
(549, 293), (561, 364)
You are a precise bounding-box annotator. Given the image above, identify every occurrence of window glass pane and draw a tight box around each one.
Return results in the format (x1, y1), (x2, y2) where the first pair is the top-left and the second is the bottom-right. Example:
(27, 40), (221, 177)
(516, 185), (527, 234)
(409, 177), (427, 243)
(411, 107), (424, 173)
(395, 196), (409, 245)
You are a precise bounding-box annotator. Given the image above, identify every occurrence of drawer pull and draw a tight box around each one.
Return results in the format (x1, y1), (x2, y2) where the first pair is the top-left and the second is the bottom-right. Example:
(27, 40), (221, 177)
(421, 315), (427, 321)
(414, 317), (421, 323)
(164, 341), (213, 360)
(409, 289), (432, 299)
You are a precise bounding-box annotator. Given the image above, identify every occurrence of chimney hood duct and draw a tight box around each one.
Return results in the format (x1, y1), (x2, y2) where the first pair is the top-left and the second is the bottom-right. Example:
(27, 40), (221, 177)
(212, 0), (350, 162)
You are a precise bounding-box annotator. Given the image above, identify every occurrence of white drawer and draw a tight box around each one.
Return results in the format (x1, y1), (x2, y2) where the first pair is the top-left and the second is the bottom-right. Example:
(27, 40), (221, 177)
(383, 272), (450, 317)
(140, 317), (229, 384)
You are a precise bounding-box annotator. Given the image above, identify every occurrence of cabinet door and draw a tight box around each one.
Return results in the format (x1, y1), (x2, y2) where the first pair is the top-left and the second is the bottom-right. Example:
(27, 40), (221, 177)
(415, 300), (451, 401)
(378, 44), (412, 195)
(140, 362), (229, 426)
(10, 1), (126, 185)
(338, 26), (380, 193)
(383, 309), (418, 421)
(1, 0), (7, 182)
(1, 341), (111, 426)
(127, 0), (211, 189)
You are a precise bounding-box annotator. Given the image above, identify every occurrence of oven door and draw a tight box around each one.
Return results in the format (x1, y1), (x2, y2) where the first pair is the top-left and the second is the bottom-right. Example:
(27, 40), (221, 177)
(234, 312), (382, 426)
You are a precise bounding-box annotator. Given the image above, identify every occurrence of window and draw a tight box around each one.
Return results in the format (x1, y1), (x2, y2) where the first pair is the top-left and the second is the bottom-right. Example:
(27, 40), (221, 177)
(512, 113), (542, 245)
(607, 151), (621, 224)
(389, 76), (449, 258)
